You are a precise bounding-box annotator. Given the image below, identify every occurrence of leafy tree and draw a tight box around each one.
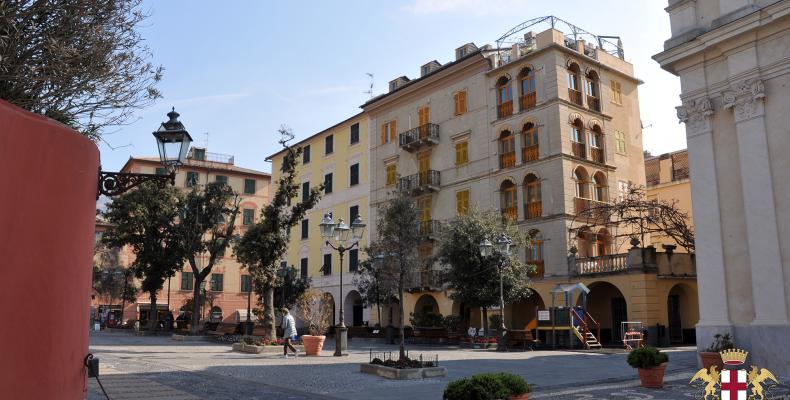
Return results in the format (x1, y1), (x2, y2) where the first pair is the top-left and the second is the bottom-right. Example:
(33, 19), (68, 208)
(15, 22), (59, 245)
(353, 245), (397, 327)
(102, 182), (186, 330)
(271, 266), (311, 310)
(178, 182), (240, 334)
(0, 0), (163, 139)
(369, 191), (421, 361)
(437, 208), (533, 336)
(235, 127), (324, 340)
(92, 265), (125, 309)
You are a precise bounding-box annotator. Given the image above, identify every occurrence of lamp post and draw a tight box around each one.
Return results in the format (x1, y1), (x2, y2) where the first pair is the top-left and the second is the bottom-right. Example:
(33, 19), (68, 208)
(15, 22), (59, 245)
(480, 233), (513, 351)
(97, 108), (192, 199)
(245, 273), (254, 335)
(319, 212), (366, 356)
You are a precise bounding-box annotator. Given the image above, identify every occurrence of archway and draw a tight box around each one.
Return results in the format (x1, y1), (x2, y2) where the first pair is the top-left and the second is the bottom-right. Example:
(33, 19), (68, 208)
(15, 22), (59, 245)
(414, 294), (440, 315)
(578, 281), (627, 345)
(510, 291), (545, 330)
(322, 292), (336, 327)
(667, 283), (698, 344)
(344, 290), (364, 327)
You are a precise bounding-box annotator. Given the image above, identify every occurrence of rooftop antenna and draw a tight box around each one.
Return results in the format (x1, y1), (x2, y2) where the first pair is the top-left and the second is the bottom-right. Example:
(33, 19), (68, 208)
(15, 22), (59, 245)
(363, 73), (374, 98)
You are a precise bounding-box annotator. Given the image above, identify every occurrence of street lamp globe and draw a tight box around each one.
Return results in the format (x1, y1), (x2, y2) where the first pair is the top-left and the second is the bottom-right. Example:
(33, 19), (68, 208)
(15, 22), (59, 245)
(479, 238), (493, 257)
(319, 213), (336, 239)
(334, 218), (351, 243)
(152, 108), (193, 172)
(351, 214), (366, 240)
(497, 234), (512, 255)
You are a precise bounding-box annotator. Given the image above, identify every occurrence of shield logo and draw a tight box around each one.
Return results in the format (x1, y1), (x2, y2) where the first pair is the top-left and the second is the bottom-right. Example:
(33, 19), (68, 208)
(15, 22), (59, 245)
(721, 369), (748, 400)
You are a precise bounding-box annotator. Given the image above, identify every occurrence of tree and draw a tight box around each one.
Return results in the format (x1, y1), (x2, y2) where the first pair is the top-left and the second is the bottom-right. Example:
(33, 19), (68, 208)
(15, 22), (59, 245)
(437, 208), (533, 336)
(352, 245), (397, 327)
(92, 265), (125, 310)
(0, 0), (163, 139)
(368, 191), (421, 361)
(102, 181), (185, 330)
(272, 266), (311, 310)
(235, 127), (324, 340)
(178, 182), (240, 334)
(294, 288), (333, 336)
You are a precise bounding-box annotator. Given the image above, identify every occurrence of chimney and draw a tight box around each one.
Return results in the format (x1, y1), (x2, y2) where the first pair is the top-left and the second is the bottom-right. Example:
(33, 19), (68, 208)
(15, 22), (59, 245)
(389, 76), (410, 92)
(420, 60), (442, 77)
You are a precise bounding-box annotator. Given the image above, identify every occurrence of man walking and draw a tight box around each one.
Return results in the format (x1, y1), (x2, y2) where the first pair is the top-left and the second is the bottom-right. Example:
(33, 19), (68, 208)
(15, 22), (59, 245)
(281, 308), (298, 358)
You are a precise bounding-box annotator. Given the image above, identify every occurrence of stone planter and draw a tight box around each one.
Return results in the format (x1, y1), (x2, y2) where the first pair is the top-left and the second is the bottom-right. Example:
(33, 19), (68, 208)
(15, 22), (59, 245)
(507, 394), (530, 400)
(359, 363), (447, 380)
(231, 343), (305, 354)
(637, 363), (667, 388)
(302, 335), (326, 356)
(699, 351), (723, 370)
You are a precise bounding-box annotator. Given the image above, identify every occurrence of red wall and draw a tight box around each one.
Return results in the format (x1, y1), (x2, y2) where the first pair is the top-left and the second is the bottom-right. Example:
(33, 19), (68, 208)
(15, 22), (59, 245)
(0, 100), (99, 399)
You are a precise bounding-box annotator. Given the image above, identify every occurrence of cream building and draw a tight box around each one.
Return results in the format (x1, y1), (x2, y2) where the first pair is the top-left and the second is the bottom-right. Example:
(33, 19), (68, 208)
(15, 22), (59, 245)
(267, 113), (371, 328)
(645, 149), (694, 251)
(654, 0), (790, 374)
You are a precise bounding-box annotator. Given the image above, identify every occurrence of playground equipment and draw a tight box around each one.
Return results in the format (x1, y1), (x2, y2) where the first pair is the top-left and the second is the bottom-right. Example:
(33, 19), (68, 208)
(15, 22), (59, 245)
(621, 321), (644, 350)
(533, 283), (602, 349)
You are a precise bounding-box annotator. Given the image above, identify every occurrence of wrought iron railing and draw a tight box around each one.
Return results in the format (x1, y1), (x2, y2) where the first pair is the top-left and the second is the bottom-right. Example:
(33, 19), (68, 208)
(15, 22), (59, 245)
(397, 170), (441, 193)
(399, 123), (439, 149)
(576, 253), (628, 274)
(419, 220), (442, 237)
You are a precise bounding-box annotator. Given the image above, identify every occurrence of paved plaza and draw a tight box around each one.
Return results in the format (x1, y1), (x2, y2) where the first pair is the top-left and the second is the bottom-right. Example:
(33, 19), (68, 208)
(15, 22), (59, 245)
(85, 332), (790, 399)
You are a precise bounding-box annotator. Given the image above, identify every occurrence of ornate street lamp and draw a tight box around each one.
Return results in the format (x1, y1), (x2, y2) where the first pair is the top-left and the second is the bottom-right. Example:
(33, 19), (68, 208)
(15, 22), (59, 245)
(479, 233), (514, 351)
(97, 108), (193, 199)
(320, 212), (366, 356)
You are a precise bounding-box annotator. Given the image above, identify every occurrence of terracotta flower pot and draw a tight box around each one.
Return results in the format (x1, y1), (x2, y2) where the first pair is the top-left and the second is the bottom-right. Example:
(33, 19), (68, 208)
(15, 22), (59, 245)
(637, 363), (667, 388)
(507, 394), (529, 400)
(699, 352), (723, 370)
(302, 335), (326, 356)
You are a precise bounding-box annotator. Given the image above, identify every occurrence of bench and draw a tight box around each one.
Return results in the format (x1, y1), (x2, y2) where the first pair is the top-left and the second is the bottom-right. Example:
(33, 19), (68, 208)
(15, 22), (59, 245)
(206, 322), (239, 337)
(411, 327), (449, 344)
(506, 320), (540, 351)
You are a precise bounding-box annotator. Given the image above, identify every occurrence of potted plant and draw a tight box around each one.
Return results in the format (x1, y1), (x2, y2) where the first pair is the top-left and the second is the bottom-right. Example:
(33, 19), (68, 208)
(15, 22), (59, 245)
(443, 373), (531, 400)
(699, 333), (733, 370)
(627, 346), (669, 388)
(295, 289), (332, 356)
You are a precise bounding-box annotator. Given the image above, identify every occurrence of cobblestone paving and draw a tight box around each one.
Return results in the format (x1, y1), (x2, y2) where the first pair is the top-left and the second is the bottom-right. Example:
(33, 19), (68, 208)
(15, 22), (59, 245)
(87, 332), (790, 400)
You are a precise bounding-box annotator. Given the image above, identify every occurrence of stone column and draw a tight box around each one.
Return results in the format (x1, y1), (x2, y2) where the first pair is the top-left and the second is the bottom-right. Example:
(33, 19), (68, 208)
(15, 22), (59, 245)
(514, 132), (523, 165)
(676, 98), (733, 345)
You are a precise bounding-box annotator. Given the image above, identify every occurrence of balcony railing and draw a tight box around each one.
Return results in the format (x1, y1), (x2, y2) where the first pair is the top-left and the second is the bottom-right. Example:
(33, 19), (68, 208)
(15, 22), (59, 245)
(409, 269), (444, 290)
(525, 201), (542, 219)
(497, 101), (513, 119)
(520, 92), (536, 111)
(501, 206), (517, 220)
(571, 141), (586, 159)
(399, 123), (439, 151)
(419, 220), (442, 239)
(577, 253), (628, 275)
(574, 197), (609, 217)
(590, 147), (605, 164)
(397, 170), (441, 194)
(568, 89), (583, 106)
(587, 96), (601, 112)
(522, 144), (539, 163)
(500, 151), (516, 169)
(527, 260), (545, 279)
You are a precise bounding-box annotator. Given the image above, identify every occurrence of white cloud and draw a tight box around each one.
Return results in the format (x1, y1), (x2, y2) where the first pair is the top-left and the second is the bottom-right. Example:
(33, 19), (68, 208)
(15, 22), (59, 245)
(404, 0), (525, 16)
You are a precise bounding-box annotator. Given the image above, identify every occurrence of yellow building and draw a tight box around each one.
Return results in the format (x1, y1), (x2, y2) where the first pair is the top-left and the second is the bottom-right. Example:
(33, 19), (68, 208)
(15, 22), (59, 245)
(267, 113), (371, 327)
(645, 149), (693, 252)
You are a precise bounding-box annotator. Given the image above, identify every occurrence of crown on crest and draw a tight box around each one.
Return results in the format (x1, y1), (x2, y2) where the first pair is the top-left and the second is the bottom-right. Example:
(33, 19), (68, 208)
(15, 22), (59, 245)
(720, 349), (748, 365)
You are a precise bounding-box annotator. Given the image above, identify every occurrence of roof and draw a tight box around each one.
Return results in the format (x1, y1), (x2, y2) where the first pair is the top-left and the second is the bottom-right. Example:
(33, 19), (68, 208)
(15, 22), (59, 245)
(122, 156), (270, 177)
(265, 111), (365, 161)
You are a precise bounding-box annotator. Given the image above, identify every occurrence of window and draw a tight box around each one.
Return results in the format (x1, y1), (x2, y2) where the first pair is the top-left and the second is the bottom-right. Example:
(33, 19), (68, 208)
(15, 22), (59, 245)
(418, 106), (430, 126)
(349, 249), (359, 272)
(500, 181), (517, 220)
(610, 80), (622, 105)
(615, 131), (627, 155)
(528, 231), (544, 262)
(519, 67), (537, 110)
(496, 76), (513, 118)
(216, 240), (226, 257)
(186, 171), (199, 187)
(243, 209), (254, 225)
(323, 253), (332, 275)
(618, 180), (629, 201)
(571, 120), (584, 143)
(381, 120), (397, 144)
(522, 122), (539, 162)
(385, 164), (397, 186)
(325, 135), (334, 155)
(301, 219), (309, 239)
(240, 275), (252, 293)
(324, 173), (333, 194)
(244, 179), (256, 194)
(215, 175), (228, 185)
(456, 190), (470, 215)
(350, 163), (359, 186)
(593, 172), (608, 202)
(303, 145), (311, 164)
(567, 63), (583, 106)
(454, 91), (467, 115)
(210, 274), (224, 291)
(181, 272), (193, 291)
(524, 174), (542, 219)
(155, 167), (167, 175)
(302, 182), (309, 203)
(349, 205), (359, 221)
(455, 141), (469, 166)
(350, 123), (360, 144)
(300, 258), (308, 278)
(499, 131), (515, 169)
(585, 71), (601, 111)
(192, 148), (205, 161)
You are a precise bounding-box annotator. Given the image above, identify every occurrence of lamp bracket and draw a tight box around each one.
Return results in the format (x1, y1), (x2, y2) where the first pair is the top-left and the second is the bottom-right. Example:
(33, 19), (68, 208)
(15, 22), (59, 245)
(97, 167), (176, 199)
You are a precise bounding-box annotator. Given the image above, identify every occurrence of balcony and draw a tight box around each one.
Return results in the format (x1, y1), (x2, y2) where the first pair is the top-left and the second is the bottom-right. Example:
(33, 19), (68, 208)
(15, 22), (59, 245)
(574, 197), (609, 217)
(419, 220), (442, 240)
(500, 151), (516, 169)
(408, 269), (444, 291)
(501, 206), (517, 220)
(587, 96), (601, 112)
(568, 89), (583, 106)
(524, 201), (542, 219)
(527, 260), (545, 279)
(571, 141), (586, 159)
(589, 147), (605, 164)
(397, 170), (441, 195)
(399, 123), (439, 152)
(522, 145), (539, 163)
(576, 253), (627, 275)
(497, 101), (513, 119)
(520, 92), (536, 111)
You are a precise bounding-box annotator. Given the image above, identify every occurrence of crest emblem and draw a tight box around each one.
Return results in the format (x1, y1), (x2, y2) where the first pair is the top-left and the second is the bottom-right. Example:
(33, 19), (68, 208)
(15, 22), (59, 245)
(690, 348), (780, 400)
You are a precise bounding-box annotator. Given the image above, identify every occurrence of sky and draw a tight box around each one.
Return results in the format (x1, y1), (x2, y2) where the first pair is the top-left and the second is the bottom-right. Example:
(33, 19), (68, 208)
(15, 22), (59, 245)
(99, 0), (684, 175)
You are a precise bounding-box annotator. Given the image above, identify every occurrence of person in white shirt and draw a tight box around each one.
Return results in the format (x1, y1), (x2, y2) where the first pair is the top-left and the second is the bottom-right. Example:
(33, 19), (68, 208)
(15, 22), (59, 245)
(281, 308), (298, 358)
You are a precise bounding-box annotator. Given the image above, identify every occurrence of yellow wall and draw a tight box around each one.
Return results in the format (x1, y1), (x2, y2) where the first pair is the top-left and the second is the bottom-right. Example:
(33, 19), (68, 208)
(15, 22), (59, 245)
(646, 152), (694, 252)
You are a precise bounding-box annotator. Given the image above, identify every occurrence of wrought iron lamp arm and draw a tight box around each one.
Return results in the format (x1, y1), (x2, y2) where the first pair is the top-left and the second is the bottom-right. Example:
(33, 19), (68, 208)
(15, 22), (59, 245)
(324, 240), (360, 255)
(97, 167), (176, 199)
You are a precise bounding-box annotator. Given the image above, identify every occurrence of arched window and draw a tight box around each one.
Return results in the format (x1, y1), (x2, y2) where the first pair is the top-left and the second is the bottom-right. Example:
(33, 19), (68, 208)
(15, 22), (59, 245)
(577, 227), (593, 258)
(571, 119), (586, 159)
(496, 76), (513, 118)
(527, 230), (545, 278)
(585, 70), (601, 112)
(519, 67), (536, 110)
(588, 125), (604, 163)
(499, 130), (516, 169)
(595, 228), (611, 256)
(521, 122), (539, 162)
(574, 167), (590, 198)
(523, 174), (541, 219)
(567, 63), (583, 105)
(500, 180), (517, 220)
(593, 172), (608, 203)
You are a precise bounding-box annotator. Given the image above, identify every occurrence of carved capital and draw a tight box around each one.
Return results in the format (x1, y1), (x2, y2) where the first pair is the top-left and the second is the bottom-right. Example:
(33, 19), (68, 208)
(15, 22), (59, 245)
(722, 79), (765, 122)
(677, 97), (714, 135)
